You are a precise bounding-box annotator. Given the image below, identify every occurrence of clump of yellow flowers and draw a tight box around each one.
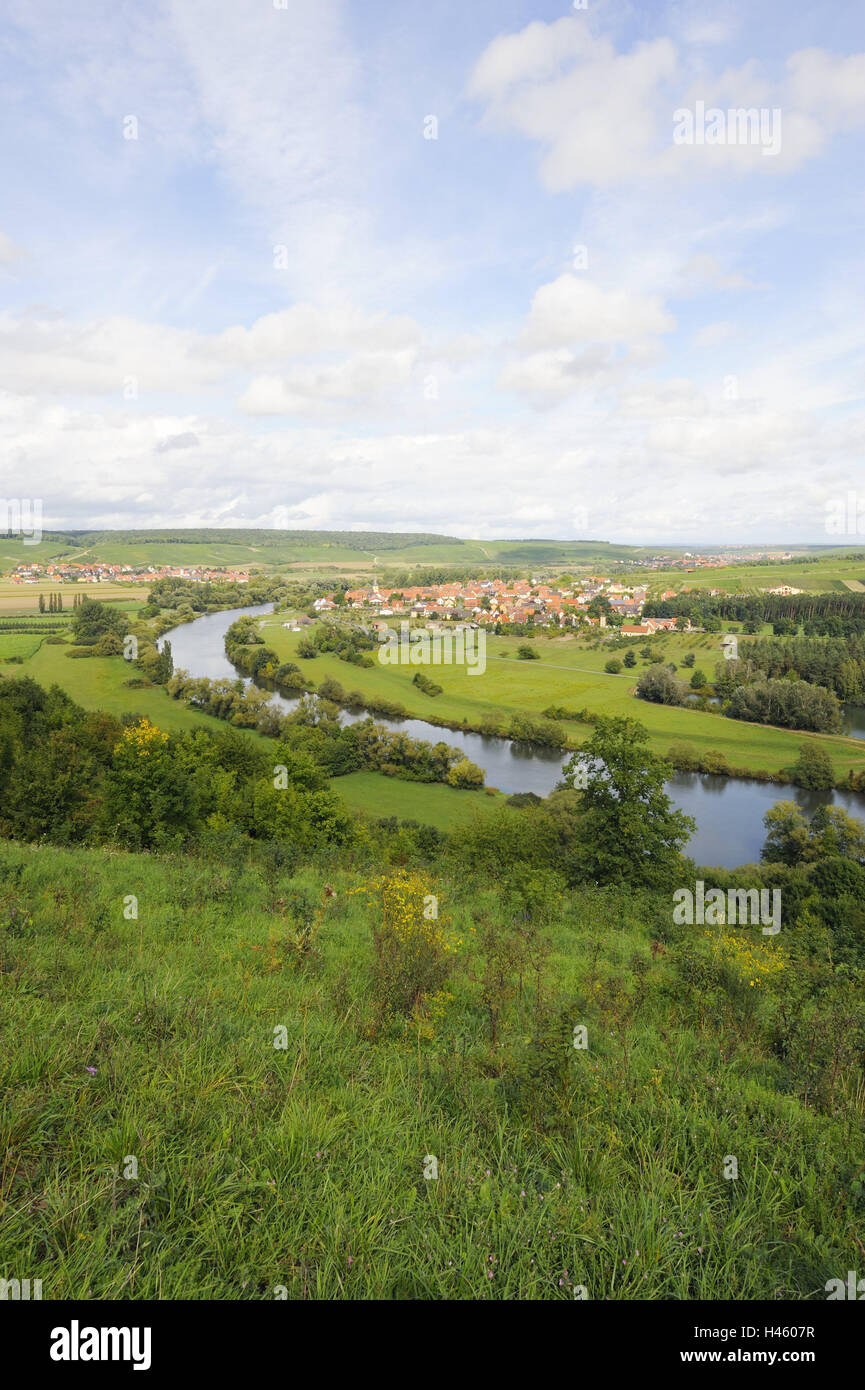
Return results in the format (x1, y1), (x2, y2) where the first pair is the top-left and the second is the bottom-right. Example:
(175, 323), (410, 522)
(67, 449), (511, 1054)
(121, 718), (170, 756)
(355, 871), (460, 1025)
(705, 928), (786, 987)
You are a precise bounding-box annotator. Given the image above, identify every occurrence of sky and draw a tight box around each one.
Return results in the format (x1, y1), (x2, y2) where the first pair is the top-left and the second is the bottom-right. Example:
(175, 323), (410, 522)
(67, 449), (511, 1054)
(1, 0), (864, 545)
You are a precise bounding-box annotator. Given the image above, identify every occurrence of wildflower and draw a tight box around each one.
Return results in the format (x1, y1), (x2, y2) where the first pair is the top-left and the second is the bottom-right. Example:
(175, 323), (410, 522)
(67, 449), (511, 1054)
(85, 1066), (97, 1075)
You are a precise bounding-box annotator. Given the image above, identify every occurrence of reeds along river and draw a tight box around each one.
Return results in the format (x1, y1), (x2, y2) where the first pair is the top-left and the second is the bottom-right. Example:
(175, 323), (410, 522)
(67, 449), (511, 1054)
(160, 604), (865, 870)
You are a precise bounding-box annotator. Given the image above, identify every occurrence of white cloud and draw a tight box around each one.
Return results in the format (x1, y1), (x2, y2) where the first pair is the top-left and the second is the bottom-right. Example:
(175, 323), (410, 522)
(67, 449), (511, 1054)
(521, 275), (675, 349)
(469, 18), (865, 188)
(238, 349), (418, 415)
(469, 21), (677, 189)
(693, 320), (737, 347)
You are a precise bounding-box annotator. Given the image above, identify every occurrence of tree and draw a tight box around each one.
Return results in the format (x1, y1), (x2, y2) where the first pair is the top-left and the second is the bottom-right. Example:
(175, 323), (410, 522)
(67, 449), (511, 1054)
(103, 720), (198, 849)
(809, 805), (865, 862)
(71, 598), (125, 645)
(635, 663), (685, 705)
(604, 658), (622, 673)
(761, 802), (812, 865)
(38, 593), (45, 614)
(690, 668), (707, 689)
(517, 644), (539, 660)
(623, 649), (636, 668)
(792, 742), (834, 790)
(561, 715), (695, 888)
(682, 652), (696, 668)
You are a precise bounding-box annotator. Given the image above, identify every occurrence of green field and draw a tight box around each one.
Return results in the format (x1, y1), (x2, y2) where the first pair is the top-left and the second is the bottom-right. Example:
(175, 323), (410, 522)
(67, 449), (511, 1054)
(334, 771), (504, 827)
(20, 642), (267, 741)
(633, 553), (865, 597)
(9, 527), (864, 580)
(1, 837), (860, 1300)
(259, 618), (865, 782)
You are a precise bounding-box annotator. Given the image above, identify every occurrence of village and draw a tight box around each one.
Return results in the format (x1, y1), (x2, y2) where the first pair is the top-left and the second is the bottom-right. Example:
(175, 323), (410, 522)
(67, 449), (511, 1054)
(3, 560), (252, 586)
(328, 576), (689, 634)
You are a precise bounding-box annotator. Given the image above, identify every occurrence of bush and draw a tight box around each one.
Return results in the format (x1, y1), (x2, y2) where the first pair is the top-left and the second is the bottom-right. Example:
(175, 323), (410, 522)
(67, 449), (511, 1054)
(517, 645), (540, 660)
(364, 871), (455, 1025)
(318, 678), (346, 703)
(667, 741), (701, 771)
(447, 758), (485, 789)
(701, 750), (730, 775)
(605, 658), (623, 674)
(413, 671), (443, 697)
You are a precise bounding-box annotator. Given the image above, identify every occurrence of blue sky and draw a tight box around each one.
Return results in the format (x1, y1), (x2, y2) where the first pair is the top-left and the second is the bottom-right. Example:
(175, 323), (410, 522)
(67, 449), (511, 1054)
(1, 0), (864, 542)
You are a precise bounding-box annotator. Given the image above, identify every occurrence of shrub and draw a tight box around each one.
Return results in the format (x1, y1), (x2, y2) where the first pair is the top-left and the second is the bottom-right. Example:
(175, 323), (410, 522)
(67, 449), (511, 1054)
(362, 871), (455, 1025)
(447, 758), (485, 789)
(667, 741), (701, 771)
(413, 671), (443, 697)
(604, 658), (622, 674)
(701, 750), (730, 775)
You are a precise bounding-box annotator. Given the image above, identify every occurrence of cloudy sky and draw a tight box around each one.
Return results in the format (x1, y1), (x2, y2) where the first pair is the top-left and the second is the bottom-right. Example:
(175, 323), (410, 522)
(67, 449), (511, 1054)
(1, 0), (864, 543)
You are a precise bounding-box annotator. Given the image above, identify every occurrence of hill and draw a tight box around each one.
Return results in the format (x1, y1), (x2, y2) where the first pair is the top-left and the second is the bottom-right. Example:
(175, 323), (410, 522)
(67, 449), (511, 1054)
(1, 835), (862, 1300)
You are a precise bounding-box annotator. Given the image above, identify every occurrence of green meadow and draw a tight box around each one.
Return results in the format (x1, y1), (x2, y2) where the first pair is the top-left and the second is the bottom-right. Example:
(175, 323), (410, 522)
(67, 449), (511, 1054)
(260, 618), (865, 783)
(334, 771), (503, 828)
(1, 837), (861, 1300)
(20, 641), (265, 741)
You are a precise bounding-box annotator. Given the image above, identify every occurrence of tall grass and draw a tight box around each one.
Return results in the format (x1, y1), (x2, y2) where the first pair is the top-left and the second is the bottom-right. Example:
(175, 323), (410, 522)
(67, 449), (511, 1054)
(1, 840), (861, 1300)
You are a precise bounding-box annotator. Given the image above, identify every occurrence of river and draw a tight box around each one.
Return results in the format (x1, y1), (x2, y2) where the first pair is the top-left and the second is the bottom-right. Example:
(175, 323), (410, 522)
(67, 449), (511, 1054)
(161, 604), (865, 869)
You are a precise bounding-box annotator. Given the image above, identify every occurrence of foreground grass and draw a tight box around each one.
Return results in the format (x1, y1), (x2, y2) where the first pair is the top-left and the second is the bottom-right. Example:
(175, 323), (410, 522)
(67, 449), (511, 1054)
(1, 838), (862, 1300)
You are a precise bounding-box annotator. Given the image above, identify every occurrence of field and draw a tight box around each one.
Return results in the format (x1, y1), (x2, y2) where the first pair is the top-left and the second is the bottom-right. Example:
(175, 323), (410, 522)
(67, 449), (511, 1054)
(7, 528), (865, 583)
(259, 617), (865, 782)
(1, 837), (860, 1300)
(19, 641), (266, 741)
(334, 771), (503, 828)
(0, 581), (145, 614)
(632, 553), (865, 597)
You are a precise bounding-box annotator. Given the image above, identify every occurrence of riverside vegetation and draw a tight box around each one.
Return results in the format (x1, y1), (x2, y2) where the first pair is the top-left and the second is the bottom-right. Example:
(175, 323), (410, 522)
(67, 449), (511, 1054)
(1, 674), (864, 1300)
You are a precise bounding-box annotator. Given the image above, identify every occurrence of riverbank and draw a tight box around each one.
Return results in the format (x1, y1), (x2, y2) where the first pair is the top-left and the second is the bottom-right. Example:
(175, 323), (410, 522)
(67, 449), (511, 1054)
(251, 611), (865, 789)
(151, 603), (865, 868)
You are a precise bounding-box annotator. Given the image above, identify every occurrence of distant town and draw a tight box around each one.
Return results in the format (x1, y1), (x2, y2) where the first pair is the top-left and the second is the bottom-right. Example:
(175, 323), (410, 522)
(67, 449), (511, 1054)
(5, 561), (252, 586)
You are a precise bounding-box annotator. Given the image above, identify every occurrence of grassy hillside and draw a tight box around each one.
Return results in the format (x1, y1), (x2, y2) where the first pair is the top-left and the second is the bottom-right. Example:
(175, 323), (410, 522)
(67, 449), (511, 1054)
(1, 838), (861, 1300)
